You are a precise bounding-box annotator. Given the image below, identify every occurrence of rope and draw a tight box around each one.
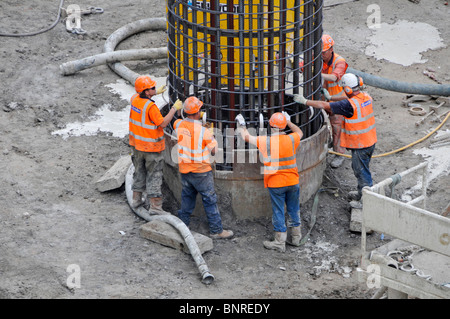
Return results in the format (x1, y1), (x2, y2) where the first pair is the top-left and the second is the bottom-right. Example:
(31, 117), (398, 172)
(0, 0), (65, 37)
(329, 111), (450, 159)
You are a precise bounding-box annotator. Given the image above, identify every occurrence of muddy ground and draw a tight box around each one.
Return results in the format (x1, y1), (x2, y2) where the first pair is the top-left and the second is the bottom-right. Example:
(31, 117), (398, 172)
(0, 0), (449, 300)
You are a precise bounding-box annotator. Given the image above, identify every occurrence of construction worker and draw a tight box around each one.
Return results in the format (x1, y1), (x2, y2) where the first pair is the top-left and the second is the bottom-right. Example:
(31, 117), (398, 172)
(129, 75), (182, 212)
(174, 96), (233, 239)
(236, 112), (303, 252)
(321, 34), (349, 169)
(294, 73), (377, 209)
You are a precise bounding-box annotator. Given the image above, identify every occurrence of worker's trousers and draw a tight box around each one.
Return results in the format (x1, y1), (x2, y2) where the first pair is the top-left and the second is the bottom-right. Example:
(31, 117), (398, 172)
(330, 114), (346, 154)
(268, 184), (301, 233)
(350, 144), (376, 200)
(178, 171), (223, 235)
(131, 148), (164, 198)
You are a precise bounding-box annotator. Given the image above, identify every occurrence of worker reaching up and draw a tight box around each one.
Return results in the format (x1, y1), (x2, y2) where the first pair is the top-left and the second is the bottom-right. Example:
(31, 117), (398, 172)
(236, 112), (303, 252)
(321, 34), (349, 168)
(129, 75), (182, 212)
(294, 73), (377, 210)
(174, 96), (233, 239)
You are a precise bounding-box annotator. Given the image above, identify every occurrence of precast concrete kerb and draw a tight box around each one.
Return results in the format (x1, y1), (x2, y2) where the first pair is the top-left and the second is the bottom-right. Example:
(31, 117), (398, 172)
(125, 163), (215, 285)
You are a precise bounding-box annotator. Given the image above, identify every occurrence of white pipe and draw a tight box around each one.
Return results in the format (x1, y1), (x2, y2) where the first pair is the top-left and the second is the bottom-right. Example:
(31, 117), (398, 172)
(125, 164), (215, 285)
(103, 18), (167, 84)
(60, 48), (168, 75)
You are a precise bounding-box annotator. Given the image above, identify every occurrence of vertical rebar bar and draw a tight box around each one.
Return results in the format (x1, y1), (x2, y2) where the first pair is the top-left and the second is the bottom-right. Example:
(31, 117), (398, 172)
(167, 0), (323, 170)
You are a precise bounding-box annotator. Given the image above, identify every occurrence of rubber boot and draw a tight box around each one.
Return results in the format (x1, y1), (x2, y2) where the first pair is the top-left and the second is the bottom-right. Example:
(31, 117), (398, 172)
(263, 232), (287, 252)
(289, 226), (302, 246)
(131, 191), (144, 209)
(149, 197), (170, 215)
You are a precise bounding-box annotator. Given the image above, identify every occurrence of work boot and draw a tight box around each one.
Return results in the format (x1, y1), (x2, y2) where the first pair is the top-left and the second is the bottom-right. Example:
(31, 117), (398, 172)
(263, 232), (287, 252)
(131, 191), (144, 209)
(210, 229), (234, 239)
(350, 200), (363, 210)
(347, 191), (361, 202)
(288, 226), (302, 247)
(330, 155), (345, 168)
(149, 197), (170, 215)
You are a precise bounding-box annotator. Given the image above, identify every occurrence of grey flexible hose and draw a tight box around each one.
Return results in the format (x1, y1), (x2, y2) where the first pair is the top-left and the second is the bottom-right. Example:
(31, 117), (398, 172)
(125, 164), (215, 285)
(60, 47), (168, 75)
(0, 0), (65, 37)
(348, 67), (450, 96)
(103, 18), (167, 84)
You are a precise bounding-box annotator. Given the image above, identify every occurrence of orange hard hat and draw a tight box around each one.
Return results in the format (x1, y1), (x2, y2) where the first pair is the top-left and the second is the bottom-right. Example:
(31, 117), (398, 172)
(322, 34), (334, 52)
(183, 96), (203, 114)
(269, 112), (287, 129)
(134, 75), (156, 93)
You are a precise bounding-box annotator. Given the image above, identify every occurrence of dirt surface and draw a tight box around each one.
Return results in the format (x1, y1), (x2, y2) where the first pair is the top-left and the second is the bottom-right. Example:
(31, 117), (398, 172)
(0, 0), (449, 299)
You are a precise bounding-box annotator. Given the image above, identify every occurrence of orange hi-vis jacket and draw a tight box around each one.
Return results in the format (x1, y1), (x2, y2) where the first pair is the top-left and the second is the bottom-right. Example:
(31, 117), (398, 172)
(340, 92), (377, 149)
(175, 118), (217, 174)
(323, 53), (348, 99)
(256, 132), (301, 188)
(129, 94), (165, 152)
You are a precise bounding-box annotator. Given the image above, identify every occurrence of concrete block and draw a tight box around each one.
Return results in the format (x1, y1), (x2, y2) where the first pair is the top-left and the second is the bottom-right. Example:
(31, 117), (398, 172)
(96, 156), (131, 192)
(139, 219), (213, 254)
(350, 208), (373, 233)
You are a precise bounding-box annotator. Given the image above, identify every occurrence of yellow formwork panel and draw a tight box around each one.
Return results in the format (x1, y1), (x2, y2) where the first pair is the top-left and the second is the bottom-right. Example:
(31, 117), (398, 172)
(169, 0), (304, 90)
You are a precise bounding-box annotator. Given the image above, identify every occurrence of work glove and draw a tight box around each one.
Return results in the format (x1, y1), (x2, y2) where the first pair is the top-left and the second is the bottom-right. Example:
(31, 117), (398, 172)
(322, 88), (331, 101)
(172, 99), (183, 111)
(293, 94), (307, 105)
(156, 85), (166, 95)
(282, 111), (290, 122)
(235, 114), (246, 127)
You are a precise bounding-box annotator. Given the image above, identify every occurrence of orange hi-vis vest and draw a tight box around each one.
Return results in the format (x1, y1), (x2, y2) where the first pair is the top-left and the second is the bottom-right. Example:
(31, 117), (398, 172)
(323, 53), (348, 99)
(175, 118), (217, 174)
(129, 94), (165, 152)
(257, 133), (301, 188)
(340, 92), (377, 149)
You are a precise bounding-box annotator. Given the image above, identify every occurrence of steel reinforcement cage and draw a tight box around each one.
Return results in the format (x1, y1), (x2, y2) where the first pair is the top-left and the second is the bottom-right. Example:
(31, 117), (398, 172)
(166, 0), (324, 170)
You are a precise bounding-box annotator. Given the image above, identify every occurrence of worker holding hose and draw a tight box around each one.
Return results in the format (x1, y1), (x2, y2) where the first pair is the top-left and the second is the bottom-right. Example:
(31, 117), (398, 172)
(174, 96), (234, 240)
(129, 75), (182, 212)
(321, 34), (349, 169)
(236, 112), (303, 252)
(294, 73), (377, 209)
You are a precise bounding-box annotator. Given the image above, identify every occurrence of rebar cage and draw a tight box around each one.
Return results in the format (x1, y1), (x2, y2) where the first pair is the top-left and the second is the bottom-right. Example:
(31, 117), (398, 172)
(166, 0), (324, 169)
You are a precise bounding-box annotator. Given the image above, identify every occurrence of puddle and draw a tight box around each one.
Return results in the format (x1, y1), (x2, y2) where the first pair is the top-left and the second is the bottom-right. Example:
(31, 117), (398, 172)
(401, 129), (450, 202)
(52, 78), (169, 139)
(365, 20), (445, 66)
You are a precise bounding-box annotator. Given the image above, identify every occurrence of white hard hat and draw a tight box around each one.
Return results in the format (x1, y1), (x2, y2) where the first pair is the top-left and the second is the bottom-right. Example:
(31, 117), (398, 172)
(339, 73), (359, 89)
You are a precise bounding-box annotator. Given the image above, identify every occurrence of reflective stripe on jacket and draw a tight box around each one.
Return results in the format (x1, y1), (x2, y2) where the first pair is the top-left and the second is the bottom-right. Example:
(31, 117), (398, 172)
(257, 133), (300, 188)
(323, 53), (348, 99)
(129, 94), (165, 152)
(175, 118), (217, 174)
(340, 92), (377, 149)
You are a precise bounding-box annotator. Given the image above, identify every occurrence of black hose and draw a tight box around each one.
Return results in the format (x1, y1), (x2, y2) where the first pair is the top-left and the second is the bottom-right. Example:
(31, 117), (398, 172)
(348, 67), (450, 96)
(0, 0), (65, 37)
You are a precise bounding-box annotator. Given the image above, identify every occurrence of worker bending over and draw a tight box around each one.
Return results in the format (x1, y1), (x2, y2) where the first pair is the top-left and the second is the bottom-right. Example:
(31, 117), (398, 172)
(294, 73), (377, 209)
(236, 112), (303, 252)
(174, 97), (233, 239)
(129, 75), (182, 212)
